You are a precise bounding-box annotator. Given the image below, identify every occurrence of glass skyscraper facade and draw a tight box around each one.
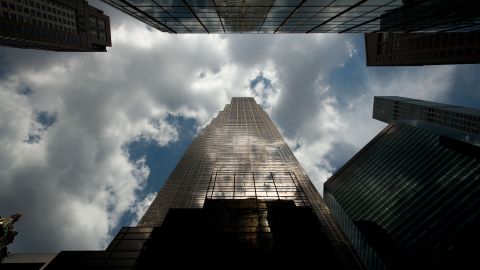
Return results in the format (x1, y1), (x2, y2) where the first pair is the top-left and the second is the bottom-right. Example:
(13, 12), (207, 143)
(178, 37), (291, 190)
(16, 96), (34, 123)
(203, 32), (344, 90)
(140, 97), (331, 225)
(43, 97), (364, 269)
(324, 96), (480, 270)
(365, 32), (480, 66)
(100, 0), (480, 34)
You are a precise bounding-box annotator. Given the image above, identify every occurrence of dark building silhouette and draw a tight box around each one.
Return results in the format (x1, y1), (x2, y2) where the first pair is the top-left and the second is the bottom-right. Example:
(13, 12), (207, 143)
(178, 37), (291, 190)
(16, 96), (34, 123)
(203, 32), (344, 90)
(366, 1), (480, 65)
(324, 96), (480, 270)
(1, 253), (56, 270)
(365, 32), (480, 65)
(378, 0), (480, 33)
(0, 0), (111, 51)
(42, 97), (364, 269)
(99, 0), (480, 34)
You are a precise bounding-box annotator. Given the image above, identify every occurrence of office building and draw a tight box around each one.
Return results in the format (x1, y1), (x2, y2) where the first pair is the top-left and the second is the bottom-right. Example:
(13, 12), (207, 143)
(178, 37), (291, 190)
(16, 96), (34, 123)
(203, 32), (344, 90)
(99, 0), (480, 34)
(0, 0), (111, 51)
(42, 97), (364, 269)
(324, 96), (480, 270)
(373, 96), (480, 135)
(365, 32), (480, 66)
(377, 0), (480, 33)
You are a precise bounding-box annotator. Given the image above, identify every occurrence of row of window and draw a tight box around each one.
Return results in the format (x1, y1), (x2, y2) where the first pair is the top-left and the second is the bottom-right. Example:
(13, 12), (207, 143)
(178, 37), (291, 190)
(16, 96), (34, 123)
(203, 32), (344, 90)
(0, 20), (81, 46)
(393, 106), (480, 132)
(380, 33), (480, 46)
(89, 28), (107, 41)
(1, 0), (76, 31)
(89, 15), (106, 28)
(1, 0), (75, 19)
(375, 48), (480, 64)
(3, 10), (76, 27)
(377, 35), (480, 54)
(1, 11), (76, 33)
(88, 14), (108, 41)
(376, 98), (480, 122)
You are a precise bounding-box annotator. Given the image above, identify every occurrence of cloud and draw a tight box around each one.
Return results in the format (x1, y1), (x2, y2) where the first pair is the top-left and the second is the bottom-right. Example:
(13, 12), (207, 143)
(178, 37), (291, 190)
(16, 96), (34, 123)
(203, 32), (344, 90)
(0, 4), (251, 252)
(0, 57), (175, 251)
(293, 61), (459, 193)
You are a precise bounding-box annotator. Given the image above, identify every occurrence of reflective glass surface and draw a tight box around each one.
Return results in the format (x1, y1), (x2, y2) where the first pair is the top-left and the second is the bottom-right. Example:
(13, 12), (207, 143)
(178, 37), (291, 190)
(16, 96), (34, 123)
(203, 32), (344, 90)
(101, 0), (480, 33)
(325, 121), (480, 269)
(136, 97), (361, 268)
(139, 97), (326, 226)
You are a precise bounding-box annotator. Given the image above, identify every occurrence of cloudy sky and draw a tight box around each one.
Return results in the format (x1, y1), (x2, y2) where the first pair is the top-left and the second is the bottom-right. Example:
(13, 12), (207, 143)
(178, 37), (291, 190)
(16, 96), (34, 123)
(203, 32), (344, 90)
(1, 0), (480, 253)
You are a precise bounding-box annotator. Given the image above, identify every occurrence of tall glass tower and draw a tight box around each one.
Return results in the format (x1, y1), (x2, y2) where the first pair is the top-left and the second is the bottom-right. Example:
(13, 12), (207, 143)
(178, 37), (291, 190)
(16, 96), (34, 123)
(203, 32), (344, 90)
(43, 97), (364, 270)
(140, 97), (335, 226)
(324, 96), (480, 270)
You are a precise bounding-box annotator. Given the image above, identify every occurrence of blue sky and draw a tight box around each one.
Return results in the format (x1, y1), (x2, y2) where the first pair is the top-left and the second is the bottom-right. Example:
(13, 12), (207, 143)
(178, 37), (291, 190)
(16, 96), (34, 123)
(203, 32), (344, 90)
(0, 0), (479, 253)
(119, 115), (197, 228)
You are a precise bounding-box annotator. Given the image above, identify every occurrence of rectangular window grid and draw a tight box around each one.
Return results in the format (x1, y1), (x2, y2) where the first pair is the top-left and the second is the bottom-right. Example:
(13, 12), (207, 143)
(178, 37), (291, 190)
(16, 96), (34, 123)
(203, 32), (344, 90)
(206, 171), (311, 207)
(100, 0), (480, 33)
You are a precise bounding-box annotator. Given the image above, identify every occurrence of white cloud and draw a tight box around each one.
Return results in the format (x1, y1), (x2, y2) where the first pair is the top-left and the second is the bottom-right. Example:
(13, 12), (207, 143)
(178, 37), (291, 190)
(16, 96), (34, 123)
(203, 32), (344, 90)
(0, 62), (174, 251)
(290, 64), (459, 194)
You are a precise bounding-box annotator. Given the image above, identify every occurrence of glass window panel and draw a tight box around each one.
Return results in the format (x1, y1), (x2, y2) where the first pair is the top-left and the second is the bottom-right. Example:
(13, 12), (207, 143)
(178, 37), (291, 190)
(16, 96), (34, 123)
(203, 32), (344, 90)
(331, 0), (365, 6)
(185, 0), (213, 6)
(303, 0), (335, 6)
(124, 0), (157, 7)
(274, 0), (303, 6)
(116, 240), (145, 251)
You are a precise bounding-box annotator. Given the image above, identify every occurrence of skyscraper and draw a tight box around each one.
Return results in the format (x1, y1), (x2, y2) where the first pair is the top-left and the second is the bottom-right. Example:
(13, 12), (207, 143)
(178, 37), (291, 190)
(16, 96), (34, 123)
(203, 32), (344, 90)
(42, 97), (364, 269)
(0, 0), (111, 52)
(373, 96), (480, 135)
(365, 32), (480, 66)
(324, 96), (480, 270)
(377, 0), (480, 33)
(99, 0), (480, 34)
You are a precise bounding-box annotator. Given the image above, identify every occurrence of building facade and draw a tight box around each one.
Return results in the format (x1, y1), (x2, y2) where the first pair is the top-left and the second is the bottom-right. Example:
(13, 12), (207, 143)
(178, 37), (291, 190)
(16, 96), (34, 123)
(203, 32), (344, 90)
(0, 0), (111, 51)
(324, 96), (480, 270)
(42, 97), (364, 269)
(365, 32), (480, 66)
(373, 96), (480, 136)
(99, 0), (480, 34)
